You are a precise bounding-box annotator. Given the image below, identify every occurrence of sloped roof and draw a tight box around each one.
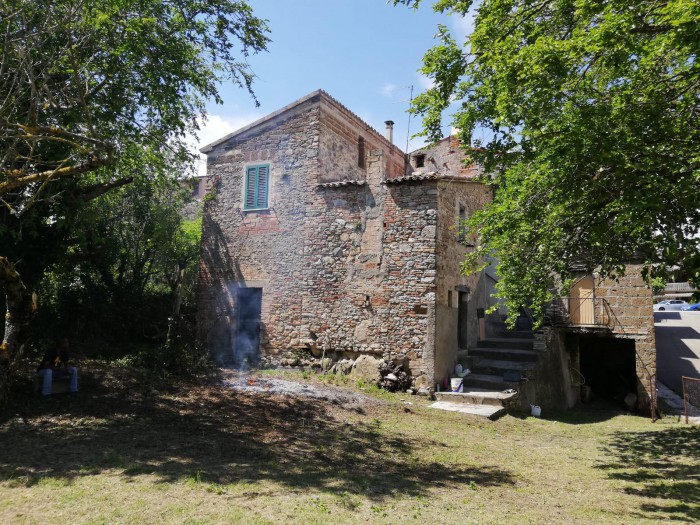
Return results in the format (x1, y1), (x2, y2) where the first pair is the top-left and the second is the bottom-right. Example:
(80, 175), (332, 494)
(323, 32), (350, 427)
(200, 89), (397, 154)
(317, 180), (367, 188)
(384, 172), (481, 184)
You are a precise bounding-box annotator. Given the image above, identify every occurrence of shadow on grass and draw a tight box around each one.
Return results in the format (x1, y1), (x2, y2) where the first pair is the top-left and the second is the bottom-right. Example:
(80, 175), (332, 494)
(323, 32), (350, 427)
(510, 399), (635, 424)
(597, 426), (700, 522)
(0, 363), (515, 500)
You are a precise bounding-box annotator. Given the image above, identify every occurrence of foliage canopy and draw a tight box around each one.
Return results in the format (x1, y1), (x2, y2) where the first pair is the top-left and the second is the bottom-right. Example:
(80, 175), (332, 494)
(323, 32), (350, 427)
(1, 0), (268, 209)
(397, 0), (700, 318)
(0, 0), (268, 389)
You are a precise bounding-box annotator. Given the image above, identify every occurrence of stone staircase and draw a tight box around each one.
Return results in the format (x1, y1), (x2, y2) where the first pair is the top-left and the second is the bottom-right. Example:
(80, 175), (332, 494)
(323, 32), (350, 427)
(431, 320), (538, 420)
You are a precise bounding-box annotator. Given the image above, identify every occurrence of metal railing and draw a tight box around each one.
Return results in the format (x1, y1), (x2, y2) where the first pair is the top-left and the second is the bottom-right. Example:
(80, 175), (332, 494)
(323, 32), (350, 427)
(544, 297), (618, 329)
(682, 376), (700, 424)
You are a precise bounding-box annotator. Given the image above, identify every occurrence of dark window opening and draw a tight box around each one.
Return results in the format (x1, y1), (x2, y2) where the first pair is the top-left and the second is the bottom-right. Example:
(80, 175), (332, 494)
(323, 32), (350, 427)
(414, 154), (425, 168)
(448, 290), (453, 308)
(576, 335), (637, 406)
(358, 137), (365, 169)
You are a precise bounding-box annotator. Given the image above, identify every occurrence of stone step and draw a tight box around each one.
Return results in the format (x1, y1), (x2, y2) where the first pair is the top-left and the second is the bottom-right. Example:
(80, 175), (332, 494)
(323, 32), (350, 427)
(429, 401), (507, 420)
(434, 389), (518, 408)
(471, 359), (536, 377)
(462, 373), (521, 391)
(478, 338), (534, 350)
(493, 330), (535, 340)
(469, 347), (539, 362)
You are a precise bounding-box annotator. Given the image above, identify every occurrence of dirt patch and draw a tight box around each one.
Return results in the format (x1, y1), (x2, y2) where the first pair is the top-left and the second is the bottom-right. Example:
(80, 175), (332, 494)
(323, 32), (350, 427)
(220, 370), (374, 406)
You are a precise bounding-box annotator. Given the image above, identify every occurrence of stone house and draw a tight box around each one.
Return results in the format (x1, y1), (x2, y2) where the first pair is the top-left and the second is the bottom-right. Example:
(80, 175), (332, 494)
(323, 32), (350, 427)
(197, 89), (656, 413)
(197, 89), (492, 388)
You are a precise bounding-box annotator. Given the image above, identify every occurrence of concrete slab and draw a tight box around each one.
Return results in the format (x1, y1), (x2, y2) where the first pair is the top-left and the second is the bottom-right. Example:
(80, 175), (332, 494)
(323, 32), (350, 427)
(434, 389), (518, 407)
(429, 400), (506, 420)
(657, 381), (700, 424)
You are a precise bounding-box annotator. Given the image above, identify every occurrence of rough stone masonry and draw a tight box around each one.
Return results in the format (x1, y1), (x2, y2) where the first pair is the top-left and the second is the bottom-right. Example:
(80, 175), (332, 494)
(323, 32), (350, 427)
(197, 90), (492, 387)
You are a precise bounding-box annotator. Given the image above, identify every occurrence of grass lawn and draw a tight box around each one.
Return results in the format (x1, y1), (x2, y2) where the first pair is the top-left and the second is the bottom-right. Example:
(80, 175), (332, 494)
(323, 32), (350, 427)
(0, 362), (698, 524)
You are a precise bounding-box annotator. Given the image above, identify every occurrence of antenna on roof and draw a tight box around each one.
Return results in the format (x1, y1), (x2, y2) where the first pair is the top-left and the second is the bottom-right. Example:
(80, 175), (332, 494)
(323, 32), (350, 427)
(405, 84), (413, 154)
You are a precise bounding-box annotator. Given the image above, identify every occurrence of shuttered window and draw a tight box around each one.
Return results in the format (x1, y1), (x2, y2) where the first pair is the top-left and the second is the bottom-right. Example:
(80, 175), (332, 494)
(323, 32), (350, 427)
(243, 164), (269, 210)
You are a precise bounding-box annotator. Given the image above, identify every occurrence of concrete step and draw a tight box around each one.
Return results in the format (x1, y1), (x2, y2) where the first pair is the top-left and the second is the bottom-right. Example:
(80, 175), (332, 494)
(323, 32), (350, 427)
(429, 401), (507, 420)
(470, 347), (539, 362)
(478, 338), (534, 350)
(472, 359), (536, 376)
(434, 389), (518, 407)
(462, 373), (521, 391)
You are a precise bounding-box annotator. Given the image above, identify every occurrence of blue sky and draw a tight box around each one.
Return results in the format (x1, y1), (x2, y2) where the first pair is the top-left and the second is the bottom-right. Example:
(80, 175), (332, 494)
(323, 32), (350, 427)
(193, 0), (474, 173)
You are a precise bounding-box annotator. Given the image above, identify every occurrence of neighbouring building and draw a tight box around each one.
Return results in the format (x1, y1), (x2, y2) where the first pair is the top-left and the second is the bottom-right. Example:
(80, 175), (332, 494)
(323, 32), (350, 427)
(197, 89), (657, 413)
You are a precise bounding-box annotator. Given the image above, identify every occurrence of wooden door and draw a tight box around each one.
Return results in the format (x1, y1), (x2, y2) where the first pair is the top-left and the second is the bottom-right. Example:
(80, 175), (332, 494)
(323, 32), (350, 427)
(570, 275), (595, 325)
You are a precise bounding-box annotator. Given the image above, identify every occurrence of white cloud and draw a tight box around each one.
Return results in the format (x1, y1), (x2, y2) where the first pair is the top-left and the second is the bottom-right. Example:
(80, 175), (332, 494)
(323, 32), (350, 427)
(380, 82), (400, 98)
(187, 113), (262, 177)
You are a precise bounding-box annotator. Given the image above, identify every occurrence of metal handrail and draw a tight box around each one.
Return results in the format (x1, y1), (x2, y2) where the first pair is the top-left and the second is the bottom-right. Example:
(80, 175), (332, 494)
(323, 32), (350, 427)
(544, 296), (615, 328)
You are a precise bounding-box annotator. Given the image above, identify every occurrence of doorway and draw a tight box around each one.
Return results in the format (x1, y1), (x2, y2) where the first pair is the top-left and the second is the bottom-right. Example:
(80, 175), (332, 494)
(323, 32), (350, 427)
(235, 287), (262, 367)
(458, 291), (469, 349)
(578, 336), (637, 403)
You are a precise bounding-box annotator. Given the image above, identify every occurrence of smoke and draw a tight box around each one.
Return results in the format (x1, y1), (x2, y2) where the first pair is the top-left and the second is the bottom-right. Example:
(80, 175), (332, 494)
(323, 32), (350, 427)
(208, 282), (262, 371)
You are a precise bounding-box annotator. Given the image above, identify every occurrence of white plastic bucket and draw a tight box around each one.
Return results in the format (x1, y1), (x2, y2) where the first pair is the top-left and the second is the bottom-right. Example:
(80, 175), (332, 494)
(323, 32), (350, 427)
(530, 405), (542, 417)
(450, 377), (463, 392)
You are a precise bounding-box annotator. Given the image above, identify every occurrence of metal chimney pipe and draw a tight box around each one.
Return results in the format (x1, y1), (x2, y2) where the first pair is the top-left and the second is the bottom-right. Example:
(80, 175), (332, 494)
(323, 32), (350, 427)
(384, 120), (394, 144)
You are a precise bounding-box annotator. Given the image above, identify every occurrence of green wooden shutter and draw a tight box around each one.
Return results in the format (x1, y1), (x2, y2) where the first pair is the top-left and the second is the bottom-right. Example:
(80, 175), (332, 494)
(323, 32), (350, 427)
(243, 164), (270, 210)
(245, 167), (257, 209)
(256, 165), (268, 208)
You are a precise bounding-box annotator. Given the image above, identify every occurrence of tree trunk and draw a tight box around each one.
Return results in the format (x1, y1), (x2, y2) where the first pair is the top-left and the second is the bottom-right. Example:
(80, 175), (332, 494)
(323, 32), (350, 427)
(0, 257), (34, 407)
(165, 265), (185, 346)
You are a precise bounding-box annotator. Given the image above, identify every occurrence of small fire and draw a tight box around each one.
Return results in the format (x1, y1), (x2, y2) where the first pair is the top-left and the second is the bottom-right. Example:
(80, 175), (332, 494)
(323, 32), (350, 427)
(247, 378), (257, 386)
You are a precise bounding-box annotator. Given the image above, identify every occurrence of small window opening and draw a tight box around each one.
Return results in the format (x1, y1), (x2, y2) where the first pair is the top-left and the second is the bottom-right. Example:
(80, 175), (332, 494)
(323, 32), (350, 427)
(458, 205), (467, 242)
(358, 137), (365, 169)
(448, 290), (453, 308)
(414, 154), (425, 168)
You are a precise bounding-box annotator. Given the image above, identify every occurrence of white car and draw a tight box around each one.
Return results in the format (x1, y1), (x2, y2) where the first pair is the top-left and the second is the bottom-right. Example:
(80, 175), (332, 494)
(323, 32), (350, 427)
(654, 300), (690, 311)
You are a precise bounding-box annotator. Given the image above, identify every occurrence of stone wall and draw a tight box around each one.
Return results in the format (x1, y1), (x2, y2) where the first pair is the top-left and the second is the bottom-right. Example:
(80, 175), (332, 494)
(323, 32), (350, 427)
(408, 135), (481, 178)
(197, 101), (320, 363)
(433, 179), (493, 383)
(318, 97), (405, 183)
(198, 92), (443, 385)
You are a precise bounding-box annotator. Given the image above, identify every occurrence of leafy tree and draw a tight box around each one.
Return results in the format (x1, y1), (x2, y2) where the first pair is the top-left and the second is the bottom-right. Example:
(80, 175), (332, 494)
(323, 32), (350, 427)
(35, 173), (202, 349)
(396, 0), (700, 321)
(0, 0), (268, 397)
